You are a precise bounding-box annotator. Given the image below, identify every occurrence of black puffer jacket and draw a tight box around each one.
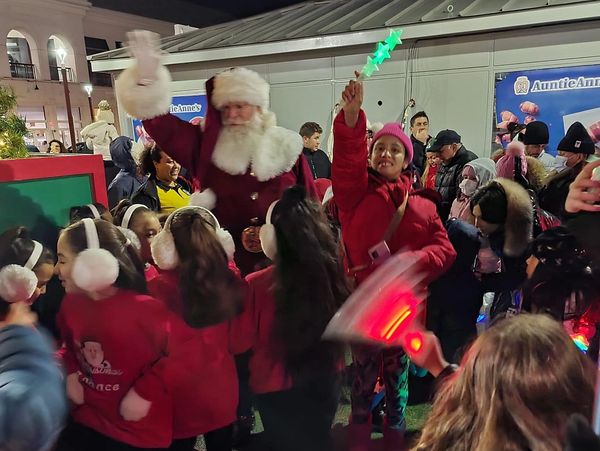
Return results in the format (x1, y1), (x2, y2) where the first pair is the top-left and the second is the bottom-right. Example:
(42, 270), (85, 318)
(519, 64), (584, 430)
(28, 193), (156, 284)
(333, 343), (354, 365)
(435, 146), (478, 221)
(538, 163), (584, 220)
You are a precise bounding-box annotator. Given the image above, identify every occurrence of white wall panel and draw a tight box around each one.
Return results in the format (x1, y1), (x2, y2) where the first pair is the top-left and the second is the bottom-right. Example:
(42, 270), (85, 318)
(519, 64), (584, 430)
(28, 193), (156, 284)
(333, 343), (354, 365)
(268, 57), (333, 84)
(415, 36), (492, 72)
(411, 71), (490, 156)
(270, 81), (334, 144)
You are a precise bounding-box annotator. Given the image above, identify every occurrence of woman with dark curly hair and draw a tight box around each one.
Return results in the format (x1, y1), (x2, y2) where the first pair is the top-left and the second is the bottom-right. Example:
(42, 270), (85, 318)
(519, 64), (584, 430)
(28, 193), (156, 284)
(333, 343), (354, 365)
(131, 144), (191, 215)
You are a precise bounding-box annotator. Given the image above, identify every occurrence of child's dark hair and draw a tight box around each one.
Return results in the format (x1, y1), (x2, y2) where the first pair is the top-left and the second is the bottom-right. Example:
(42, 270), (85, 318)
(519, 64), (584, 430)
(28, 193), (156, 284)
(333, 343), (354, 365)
(271, 185), (350, 382)
(111, 199), (152, 229)
(299, 122), (323, 138)
(69, 203), (110, 224)
(524, 227), (597, 320)
(470, 182), (508, 225)
(524, 266), (597, 321)
(0, 227), (55, 315)
(139, 144), (164, 177)
(169, 209), (242, 328)
(61, 220), (147, 294)
(410, 111), (429, 127)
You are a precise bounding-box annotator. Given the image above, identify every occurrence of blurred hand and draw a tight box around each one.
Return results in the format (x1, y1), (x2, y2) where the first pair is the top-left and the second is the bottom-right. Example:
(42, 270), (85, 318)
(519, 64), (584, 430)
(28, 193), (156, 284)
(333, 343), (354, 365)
(120, 388), (151, 421)
(402, 330), (449, 378)
(415, 128), (429, 143)
(127, 30), (162, 84)
(565, 159), (600, 213)
(66, 373), (84, 406)
(341, 71), (363, 128)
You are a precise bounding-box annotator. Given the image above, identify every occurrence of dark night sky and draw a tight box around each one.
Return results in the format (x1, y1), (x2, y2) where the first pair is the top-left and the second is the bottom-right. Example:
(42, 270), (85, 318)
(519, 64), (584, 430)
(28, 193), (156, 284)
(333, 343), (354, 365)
(91, 0), (307, 28)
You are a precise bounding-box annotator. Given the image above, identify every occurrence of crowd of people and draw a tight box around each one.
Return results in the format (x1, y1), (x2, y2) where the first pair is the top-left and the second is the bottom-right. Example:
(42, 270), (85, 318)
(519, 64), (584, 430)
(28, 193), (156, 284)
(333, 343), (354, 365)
(1, 29), (600, 451)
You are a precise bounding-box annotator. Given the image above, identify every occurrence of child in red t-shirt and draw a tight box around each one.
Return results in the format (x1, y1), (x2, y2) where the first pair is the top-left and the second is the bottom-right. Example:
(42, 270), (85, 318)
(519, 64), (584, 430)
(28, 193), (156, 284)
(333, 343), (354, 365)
(148, 206), (244, 451)
(55, 218), (192, 450)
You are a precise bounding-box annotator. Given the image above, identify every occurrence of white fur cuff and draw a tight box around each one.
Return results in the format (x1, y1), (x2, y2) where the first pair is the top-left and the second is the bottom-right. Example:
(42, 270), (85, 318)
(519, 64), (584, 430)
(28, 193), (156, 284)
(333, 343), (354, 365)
(189, 189), (216, 210)
(115, 65), (172, 120)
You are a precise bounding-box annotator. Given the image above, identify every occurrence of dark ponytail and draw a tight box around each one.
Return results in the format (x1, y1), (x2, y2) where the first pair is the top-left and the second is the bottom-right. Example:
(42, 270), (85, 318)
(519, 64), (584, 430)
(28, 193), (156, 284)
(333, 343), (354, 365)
(272, 186), (350, 381)
(170, 210), (242, 328)
(69, 203), (111, 224)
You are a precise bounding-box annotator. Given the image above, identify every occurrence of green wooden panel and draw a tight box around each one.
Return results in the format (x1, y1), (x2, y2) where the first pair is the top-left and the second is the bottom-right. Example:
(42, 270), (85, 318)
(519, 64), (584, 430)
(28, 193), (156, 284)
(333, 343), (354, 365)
(0, 175), (93, 245)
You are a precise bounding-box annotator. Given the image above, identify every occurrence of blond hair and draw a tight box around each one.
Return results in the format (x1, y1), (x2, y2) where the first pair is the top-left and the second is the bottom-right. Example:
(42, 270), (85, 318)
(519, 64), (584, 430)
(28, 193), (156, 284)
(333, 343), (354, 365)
(414, 314), (594, 451)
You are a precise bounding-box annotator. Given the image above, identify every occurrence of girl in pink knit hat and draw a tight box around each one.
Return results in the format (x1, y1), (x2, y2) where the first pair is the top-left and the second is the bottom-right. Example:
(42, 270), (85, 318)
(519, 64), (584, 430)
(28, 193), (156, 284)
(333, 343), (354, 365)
(496, 141), (528, 180)
(332, 77), (456, 450)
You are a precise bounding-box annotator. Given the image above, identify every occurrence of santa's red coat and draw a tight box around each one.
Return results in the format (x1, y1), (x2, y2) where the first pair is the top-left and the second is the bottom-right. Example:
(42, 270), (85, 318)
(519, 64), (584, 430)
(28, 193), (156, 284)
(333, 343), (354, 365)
(143, 78), (317, 275)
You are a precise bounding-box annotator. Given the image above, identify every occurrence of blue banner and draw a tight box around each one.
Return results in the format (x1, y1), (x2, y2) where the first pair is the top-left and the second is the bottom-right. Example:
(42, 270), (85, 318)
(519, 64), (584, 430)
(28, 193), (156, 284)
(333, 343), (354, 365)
(495, 64), (600, 154)
(132, 94), (208, 144)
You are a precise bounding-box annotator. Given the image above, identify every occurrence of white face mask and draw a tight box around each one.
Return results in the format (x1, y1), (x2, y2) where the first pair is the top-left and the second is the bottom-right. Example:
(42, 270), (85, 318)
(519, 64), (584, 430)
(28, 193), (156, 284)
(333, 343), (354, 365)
(554, 155), (568, 172)
(459, 178), (478, 197)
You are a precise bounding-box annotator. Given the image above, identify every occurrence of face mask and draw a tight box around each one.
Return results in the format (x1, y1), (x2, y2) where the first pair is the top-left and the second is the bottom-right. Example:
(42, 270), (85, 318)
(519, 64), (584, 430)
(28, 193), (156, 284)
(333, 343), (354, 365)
(554, 155), (568, 172)
(459, 178), (478, 197)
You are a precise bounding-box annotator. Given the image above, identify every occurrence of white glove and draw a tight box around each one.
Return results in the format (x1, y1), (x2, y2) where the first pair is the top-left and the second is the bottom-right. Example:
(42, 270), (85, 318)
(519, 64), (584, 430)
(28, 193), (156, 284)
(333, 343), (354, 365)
(66, 373), (84, 405)
(119, 388), (152, 421)
(126, 30), (162, 85)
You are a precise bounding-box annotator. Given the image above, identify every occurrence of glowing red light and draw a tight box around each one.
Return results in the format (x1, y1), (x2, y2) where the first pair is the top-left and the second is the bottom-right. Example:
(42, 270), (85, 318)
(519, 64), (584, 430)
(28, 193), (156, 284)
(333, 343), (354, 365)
(405, 332), (423, 353)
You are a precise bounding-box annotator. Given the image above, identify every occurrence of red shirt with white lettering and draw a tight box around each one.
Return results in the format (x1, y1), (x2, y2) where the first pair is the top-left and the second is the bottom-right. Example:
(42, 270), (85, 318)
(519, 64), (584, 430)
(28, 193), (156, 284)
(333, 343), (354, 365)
(57, 289), (191, 448)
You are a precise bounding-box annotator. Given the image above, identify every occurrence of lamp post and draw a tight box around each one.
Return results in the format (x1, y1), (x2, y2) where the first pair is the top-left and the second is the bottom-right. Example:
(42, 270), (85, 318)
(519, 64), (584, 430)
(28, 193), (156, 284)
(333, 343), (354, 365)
(56, 47), (77, 151)
(83, 84), (94, 122)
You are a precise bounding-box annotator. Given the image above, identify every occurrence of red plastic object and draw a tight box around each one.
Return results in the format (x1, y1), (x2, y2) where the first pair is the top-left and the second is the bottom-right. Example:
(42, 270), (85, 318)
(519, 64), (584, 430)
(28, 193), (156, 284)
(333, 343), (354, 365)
(0, 154), (108, 207)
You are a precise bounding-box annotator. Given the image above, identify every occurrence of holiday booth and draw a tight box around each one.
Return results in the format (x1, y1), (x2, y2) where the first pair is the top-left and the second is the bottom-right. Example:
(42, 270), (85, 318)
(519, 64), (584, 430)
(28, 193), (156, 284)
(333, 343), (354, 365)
(0, 154), (107, 246)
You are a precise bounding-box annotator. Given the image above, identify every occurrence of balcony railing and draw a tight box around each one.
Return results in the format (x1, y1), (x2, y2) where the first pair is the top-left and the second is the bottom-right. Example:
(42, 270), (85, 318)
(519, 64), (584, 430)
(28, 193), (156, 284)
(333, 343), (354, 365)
(50, 65), (74, 82)
(10, 62), (36, 79)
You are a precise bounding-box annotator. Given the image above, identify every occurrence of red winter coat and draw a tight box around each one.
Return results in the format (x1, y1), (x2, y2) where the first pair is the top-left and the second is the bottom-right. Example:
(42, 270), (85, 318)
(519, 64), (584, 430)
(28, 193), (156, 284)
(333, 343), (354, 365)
(143, 78), (317, 275)
(234, 266), (293, 394)
(57, 290), (194, 448)
(147, 269), (243, 438)
(332, 110), (456, 286)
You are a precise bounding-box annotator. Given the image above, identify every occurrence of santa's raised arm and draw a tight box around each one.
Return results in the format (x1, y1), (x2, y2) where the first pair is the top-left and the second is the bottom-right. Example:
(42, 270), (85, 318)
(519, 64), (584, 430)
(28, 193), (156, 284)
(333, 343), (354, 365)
(115, 30), (317, 275)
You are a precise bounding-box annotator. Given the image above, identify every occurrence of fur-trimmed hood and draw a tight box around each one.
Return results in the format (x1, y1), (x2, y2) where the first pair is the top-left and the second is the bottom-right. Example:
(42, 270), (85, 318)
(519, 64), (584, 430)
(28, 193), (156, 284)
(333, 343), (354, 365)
(494, 177), (533, 257)
(525, 156), (548, 192)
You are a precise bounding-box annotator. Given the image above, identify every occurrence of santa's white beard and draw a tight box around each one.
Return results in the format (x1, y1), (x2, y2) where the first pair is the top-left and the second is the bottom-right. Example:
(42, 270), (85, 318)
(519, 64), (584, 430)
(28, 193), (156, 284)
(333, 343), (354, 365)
(212, 113), (265, 175)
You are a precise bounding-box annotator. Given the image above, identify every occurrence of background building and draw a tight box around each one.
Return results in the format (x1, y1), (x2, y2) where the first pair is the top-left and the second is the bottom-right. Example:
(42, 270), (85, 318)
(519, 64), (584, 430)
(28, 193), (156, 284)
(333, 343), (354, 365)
(90, 0), (600, 158)
(0, 0), (176, 149)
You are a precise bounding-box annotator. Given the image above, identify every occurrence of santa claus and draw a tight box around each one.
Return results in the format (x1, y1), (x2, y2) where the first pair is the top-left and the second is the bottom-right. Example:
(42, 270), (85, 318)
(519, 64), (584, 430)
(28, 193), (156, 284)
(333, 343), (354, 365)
(115, 31), (316, 275)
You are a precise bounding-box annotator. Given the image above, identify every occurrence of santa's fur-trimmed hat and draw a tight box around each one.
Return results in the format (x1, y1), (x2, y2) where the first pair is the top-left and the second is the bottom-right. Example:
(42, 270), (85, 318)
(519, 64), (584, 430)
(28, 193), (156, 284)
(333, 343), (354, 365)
(212, 68), (270, 111)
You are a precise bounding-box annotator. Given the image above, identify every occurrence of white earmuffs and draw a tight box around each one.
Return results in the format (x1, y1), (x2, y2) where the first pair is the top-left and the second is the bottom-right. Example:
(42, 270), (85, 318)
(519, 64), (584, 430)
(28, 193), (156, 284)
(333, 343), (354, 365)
(120, 204), (148, 229)
(117, 204), (148, 253)
(87, 204), (101, 219)
(71, 218), (120, 292)
(259, 201), (278, 261)
(0, 240), (43, 302)
(151, 206), (235, 271)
